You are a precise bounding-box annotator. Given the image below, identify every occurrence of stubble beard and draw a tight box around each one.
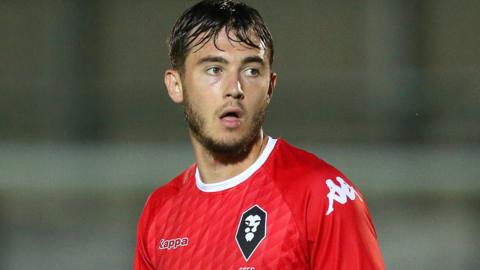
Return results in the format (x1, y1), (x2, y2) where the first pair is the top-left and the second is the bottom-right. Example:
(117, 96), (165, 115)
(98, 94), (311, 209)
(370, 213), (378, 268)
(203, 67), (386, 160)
(183, 94), (267, 158)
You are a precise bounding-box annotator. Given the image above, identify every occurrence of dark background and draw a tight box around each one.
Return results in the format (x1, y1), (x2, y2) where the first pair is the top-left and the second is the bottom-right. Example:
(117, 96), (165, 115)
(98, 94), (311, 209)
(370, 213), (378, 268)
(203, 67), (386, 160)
(1, 0), (479, 269)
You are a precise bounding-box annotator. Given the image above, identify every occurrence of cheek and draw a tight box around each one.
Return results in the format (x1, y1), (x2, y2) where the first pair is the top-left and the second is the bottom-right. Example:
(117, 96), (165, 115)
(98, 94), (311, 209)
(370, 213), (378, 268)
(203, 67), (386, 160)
(188, 74), (225, 99)
(243, 76), (270, 95)
(245, 94), (269, 118)
(243, 76), (266, 87)
(185, 93), (218, 122)
(245, 81), (270, 103)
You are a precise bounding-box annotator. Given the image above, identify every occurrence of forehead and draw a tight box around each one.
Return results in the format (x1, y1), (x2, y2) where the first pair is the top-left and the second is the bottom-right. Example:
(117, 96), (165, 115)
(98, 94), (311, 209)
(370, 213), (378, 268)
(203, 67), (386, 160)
(185, 28), (267, 63)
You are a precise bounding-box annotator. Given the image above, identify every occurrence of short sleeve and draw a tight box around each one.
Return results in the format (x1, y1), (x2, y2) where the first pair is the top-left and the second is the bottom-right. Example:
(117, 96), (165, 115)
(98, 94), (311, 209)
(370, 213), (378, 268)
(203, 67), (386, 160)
(306, 174), (386, 270)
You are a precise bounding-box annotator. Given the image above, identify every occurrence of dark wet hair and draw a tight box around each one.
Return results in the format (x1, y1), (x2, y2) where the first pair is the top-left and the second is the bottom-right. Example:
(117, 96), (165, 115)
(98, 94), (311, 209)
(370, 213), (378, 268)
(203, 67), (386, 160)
(167, 0), (274, 71)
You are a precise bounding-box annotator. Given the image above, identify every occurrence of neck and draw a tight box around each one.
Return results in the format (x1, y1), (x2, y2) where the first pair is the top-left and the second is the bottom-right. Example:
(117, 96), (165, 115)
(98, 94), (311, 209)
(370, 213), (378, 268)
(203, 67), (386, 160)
(192, 132), (268, 184)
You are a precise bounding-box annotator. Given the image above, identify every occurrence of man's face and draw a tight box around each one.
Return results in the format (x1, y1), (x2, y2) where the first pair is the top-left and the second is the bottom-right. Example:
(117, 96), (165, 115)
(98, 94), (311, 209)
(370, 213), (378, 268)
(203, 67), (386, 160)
(177, 29), (276, 155)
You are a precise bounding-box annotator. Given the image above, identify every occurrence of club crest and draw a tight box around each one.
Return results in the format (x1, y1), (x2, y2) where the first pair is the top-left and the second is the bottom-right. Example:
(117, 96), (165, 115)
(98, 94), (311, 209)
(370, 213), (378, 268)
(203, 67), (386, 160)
(235, 205), (267, 261)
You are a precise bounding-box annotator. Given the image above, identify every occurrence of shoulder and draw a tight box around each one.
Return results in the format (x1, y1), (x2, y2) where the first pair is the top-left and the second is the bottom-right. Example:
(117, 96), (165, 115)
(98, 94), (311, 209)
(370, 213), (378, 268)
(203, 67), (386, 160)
(143, 164), (195, 212)
(271, 141), (385, 268)
(269, 139), (363, 215)
(271, 139), (349, 189)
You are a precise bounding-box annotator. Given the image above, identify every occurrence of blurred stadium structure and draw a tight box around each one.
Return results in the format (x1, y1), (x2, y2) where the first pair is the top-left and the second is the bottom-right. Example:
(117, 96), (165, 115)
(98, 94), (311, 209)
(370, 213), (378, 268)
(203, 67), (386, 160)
(1, 0), (479, 269)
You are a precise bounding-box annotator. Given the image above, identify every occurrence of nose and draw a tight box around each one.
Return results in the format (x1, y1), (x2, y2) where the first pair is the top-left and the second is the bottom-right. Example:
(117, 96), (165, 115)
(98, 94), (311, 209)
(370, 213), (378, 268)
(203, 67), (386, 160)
(224, 73), (245, 100)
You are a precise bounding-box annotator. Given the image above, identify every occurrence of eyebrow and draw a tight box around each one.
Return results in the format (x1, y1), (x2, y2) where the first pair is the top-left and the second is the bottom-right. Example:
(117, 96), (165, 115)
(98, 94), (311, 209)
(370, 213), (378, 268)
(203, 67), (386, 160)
(241, 56), (265, 67)
(196, 55), (266, 67)
(196, 56), (228, 65)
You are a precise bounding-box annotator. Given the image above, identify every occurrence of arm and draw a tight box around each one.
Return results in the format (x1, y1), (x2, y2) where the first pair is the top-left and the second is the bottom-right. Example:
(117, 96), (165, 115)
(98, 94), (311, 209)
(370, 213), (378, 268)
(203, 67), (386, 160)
(307, 175), (385, 269)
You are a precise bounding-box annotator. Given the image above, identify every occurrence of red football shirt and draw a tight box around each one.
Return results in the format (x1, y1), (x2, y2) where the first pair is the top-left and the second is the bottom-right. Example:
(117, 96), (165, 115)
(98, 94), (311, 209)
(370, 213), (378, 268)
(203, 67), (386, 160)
(134, 137), (385, 269)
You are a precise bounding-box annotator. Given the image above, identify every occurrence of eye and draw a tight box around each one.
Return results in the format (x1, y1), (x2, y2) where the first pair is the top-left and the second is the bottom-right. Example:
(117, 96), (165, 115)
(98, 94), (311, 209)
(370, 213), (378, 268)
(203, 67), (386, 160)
(206, 66), (222, 75)
(245, 68), (260, 77)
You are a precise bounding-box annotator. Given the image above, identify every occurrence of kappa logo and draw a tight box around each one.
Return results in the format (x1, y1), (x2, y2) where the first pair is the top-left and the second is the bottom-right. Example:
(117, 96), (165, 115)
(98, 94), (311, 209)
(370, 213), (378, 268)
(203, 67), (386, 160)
(326, 176), (363, 215)
(236, 205), (267, 261)
(158, 237), (189, 250)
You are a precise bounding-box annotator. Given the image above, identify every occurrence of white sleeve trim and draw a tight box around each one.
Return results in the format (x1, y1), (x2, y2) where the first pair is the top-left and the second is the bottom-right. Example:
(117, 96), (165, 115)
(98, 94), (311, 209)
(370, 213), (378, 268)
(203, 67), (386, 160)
(195, 136), (277, 193)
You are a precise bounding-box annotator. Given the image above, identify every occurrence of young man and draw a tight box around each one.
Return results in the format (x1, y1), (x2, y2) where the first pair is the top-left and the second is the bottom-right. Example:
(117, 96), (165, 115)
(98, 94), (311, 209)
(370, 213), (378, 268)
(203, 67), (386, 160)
(134, 1), (385, 269)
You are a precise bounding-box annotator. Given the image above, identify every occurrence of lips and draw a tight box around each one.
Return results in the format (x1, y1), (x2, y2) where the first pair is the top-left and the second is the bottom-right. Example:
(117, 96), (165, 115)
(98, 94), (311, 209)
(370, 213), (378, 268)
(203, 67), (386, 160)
(220, 107), (242, 119)
(219, 107), (243, 128)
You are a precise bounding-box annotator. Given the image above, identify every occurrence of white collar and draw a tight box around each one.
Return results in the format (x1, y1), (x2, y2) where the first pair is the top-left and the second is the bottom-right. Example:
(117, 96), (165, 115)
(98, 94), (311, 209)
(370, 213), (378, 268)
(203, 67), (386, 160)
(195, 136), (277, 192)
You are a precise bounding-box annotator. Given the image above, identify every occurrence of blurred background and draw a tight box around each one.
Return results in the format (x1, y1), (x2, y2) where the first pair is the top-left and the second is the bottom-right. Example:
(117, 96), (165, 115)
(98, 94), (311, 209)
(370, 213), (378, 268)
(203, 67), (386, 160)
(1, 0), (479, 269)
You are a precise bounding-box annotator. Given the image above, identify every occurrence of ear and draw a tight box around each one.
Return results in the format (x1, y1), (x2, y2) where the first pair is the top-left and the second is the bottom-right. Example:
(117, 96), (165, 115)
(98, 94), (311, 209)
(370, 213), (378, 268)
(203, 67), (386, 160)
(164, 69), (184, 103)
(266, 72), (277, 103)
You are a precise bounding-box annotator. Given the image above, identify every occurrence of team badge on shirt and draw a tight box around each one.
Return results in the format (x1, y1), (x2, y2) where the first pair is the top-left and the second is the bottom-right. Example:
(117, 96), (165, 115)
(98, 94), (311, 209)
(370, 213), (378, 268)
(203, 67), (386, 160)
(235, 205), (267, 261)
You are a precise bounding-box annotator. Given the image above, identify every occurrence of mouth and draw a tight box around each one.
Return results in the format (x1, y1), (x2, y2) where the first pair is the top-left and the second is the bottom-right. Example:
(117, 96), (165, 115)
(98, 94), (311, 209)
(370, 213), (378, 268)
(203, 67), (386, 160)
(219, 107), (243, 128)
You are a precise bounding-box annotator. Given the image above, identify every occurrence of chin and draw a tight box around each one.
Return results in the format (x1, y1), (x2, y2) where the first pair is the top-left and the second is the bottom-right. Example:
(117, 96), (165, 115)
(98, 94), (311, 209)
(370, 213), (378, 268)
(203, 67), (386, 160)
(199, 129), (260, 156)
